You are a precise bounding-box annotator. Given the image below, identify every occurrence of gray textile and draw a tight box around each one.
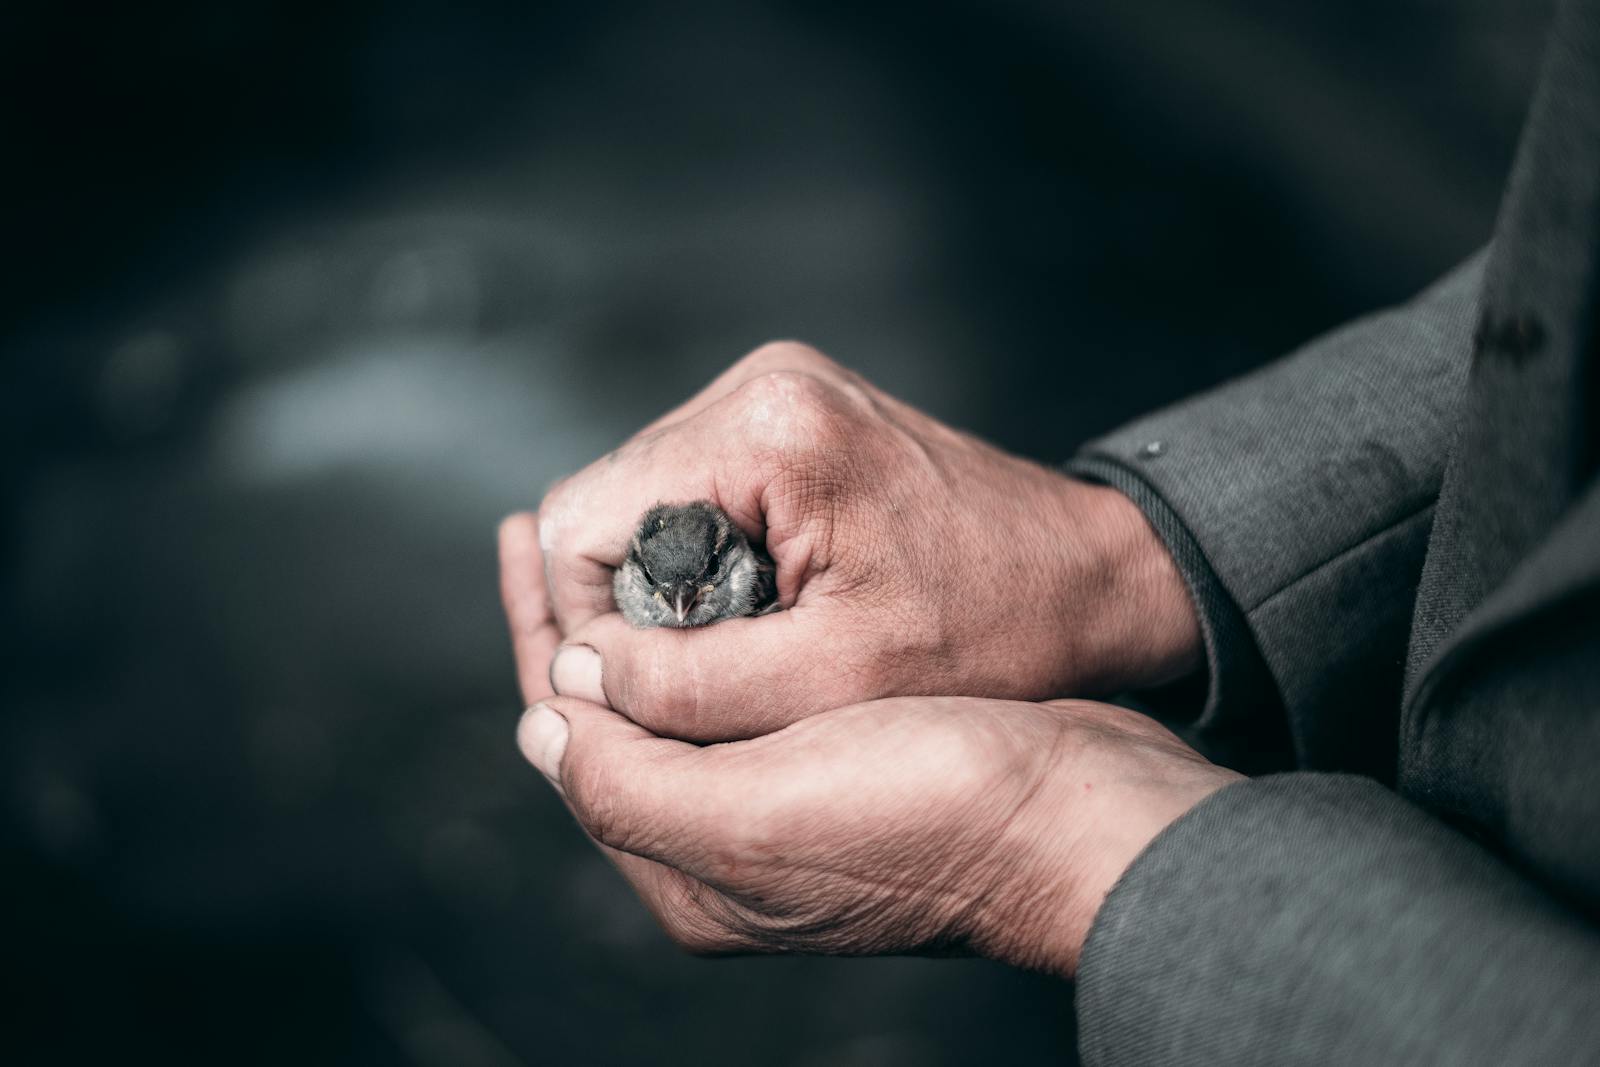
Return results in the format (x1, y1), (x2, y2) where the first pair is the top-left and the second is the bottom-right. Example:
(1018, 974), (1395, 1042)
(1076, 776), (1600, 1066)
(1070, 455), (1292, 771)
(1074, 258), (1484, 777)
(1067, 0), (1600, 1061)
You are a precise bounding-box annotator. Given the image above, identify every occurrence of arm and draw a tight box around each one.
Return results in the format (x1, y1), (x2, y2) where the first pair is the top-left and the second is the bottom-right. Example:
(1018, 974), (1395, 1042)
(504, 486), (1600, 1067)
(1078, 774), (1600, 1065)
(1071, 255), (1487, 775)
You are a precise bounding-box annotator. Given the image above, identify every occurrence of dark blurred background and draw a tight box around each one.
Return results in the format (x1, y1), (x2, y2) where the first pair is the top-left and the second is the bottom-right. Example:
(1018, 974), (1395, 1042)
(1, 1), (1555, 1063)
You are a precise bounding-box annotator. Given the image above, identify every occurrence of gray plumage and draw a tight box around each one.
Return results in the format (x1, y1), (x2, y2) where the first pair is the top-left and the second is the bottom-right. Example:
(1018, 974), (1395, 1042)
(613, 501), (777, 628)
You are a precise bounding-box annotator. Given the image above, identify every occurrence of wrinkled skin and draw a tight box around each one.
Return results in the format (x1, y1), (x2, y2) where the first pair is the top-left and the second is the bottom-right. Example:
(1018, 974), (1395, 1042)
(528, 341), (1200, 742)
(499, 341), (1237, 977)
(509, 689), (1237, 977)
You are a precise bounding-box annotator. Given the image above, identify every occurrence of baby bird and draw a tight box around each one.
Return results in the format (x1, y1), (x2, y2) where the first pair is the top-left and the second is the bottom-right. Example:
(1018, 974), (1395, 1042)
(613, 501), (777, 628)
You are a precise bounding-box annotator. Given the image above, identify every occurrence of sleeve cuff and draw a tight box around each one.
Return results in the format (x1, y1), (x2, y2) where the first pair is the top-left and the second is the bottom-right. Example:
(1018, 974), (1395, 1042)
(1068, 456), (1289, 770)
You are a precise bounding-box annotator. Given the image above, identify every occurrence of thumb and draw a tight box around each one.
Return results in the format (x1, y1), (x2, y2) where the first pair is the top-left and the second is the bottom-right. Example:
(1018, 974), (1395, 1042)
(551, 607), (874, 742)
(516, 696), (717, 870)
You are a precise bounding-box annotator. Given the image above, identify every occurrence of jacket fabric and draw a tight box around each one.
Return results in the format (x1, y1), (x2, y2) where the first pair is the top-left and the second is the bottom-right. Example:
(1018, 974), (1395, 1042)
(1067, 1), (1600, 1060)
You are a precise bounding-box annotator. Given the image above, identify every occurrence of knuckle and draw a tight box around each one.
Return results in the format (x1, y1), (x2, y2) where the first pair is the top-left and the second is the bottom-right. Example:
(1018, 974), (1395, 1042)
(738, 342), (877, 412)
(536, 479), (576, 548)
(738, 340), (833, 376)
(739, 368), (834, 412)
(730, 371), (851, 454)
(535, 484), (562, 525)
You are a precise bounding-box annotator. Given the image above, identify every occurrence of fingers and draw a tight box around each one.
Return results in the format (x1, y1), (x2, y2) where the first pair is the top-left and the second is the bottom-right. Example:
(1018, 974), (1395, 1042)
(536, 401), (766, 635)
(537, 369), (848, 636)
(517, 696), (731, 879)
(551, 606), (879, 741)
(498, 512), (562, 705)
(516, 696), (758, 953)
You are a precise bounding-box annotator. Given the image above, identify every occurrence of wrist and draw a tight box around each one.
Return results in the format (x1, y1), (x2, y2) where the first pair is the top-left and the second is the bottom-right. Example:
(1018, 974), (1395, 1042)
(971, 707), (1241, 977)
(1047, 477), (1202, 694)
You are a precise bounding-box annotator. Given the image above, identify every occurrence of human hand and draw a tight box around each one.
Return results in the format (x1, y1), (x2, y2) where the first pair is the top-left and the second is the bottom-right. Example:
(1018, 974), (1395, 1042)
(516, 342), (1200, 741)
(514, 692), (1240, 975)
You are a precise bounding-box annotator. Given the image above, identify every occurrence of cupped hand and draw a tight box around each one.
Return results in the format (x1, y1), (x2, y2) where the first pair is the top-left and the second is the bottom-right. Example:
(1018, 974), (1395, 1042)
(515, 692), (1240, 975)
(511, 341), (1199, 741)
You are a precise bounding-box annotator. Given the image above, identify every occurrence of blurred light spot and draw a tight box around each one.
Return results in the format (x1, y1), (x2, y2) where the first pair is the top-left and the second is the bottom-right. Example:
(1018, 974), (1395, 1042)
(371, 246), (482, 334)
(210, 340), (614, 502)
(225, 246), (332, 363)
(213, 343), (490, 484)
(97, 329), (186, 435)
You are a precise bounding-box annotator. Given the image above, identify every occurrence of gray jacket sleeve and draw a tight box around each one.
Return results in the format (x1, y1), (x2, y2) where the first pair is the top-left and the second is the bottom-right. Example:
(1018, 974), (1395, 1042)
(1068, 256), (1485, 776)
(1076, 774), (1600, 1066)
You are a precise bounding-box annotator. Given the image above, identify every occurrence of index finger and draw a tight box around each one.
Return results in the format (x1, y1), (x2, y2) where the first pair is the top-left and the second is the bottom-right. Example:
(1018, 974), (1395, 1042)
(553, 605), (884, 741)
(498, 511), (562, 705)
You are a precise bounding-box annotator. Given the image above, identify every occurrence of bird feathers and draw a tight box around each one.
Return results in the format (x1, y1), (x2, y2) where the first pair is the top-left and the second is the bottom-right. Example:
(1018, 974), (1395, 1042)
(613, 501), (777, 628)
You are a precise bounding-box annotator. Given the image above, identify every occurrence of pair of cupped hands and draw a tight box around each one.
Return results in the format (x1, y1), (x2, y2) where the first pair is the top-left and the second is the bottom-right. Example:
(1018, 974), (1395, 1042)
(500, 343), (1241, 975)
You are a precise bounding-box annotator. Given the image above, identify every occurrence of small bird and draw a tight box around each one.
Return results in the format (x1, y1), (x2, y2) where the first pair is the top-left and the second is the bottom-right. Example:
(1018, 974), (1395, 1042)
(613, 501), (778, 628)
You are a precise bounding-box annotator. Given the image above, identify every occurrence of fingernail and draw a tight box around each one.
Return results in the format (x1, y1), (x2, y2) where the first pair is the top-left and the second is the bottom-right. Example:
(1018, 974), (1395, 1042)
(550, 644), (605, 704)
(518, 703), (570, 789)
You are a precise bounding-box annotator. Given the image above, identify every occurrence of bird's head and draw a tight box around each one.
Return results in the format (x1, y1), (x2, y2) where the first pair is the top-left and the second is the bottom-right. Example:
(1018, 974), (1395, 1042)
(628, 501), (735, 625)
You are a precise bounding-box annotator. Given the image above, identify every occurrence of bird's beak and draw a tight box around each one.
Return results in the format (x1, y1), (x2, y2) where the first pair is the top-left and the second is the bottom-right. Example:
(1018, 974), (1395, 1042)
(671, 585), (698, 624)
